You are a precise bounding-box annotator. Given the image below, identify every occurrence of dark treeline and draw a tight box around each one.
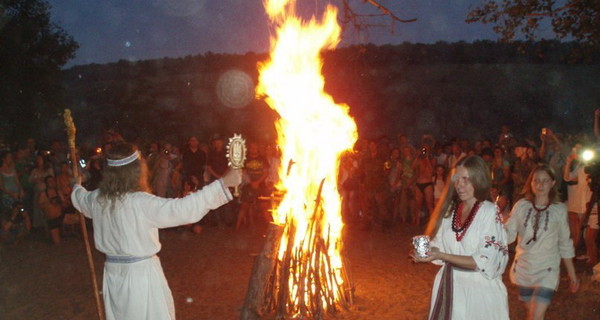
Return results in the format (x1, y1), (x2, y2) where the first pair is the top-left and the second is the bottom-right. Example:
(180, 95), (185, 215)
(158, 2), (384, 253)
(57, 40), (600, 147)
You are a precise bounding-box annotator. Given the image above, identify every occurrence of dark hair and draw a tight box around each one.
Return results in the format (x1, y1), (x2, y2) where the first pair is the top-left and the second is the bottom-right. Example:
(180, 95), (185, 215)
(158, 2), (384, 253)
(0, 151), (9, 166)
(433, 164), (447, 183)
(480, 147), (493, 158)
(44, 175), (55, 185)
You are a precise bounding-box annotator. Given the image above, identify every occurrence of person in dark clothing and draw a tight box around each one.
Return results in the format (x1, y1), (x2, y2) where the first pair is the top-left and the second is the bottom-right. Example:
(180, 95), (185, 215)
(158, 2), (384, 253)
(206, 136), (233, 227)
(181, 136), (207, 188)
(236, 142), (269, 230)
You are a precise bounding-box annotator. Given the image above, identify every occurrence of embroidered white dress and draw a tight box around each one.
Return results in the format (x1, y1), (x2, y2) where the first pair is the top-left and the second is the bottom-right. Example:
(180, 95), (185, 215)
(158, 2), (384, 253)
(429, 200), (509, 320)
(506, 199), (575, 290)
(71, 180), (232, 320)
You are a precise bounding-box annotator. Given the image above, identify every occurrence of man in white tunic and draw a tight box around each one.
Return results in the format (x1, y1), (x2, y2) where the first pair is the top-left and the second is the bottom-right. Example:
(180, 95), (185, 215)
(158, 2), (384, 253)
(71, 142), (241, 320)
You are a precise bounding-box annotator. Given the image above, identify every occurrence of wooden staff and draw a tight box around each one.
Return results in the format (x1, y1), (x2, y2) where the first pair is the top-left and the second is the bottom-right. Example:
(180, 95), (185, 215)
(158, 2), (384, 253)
(64, 109), (105, 320)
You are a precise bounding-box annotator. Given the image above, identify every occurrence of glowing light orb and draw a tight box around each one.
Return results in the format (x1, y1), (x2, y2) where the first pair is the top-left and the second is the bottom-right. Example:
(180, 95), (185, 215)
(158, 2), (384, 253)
(216, 69), (254, 109)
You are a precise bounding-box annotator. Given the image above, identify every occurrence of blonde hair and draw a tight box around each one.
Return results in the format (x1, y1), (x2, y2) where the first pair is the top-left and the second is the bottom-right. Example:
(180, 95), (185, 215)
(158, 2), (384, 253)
(425, 155), (491, 239)
(98, 142), (151, 210)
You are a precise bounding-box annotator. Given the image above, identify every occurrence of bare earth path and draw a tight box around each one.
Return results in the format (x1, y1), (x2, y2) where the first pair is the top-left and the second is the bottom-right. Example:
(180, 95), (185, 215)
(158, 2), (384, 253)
(1, 222), (598, 319)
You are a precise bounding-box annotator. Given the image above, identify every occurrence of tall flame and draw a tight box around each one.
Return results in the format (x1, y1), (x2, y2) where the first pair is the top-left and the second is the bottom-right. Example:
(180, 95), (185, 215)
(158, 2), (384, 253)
(257, 0), (358, 313)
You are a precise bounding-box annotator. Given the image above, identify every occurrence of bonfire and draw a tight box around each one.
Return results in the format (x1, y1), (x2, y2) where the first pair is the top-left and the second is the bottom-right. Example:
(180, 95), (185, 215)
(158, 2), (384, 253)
(241, 0), (358, 319)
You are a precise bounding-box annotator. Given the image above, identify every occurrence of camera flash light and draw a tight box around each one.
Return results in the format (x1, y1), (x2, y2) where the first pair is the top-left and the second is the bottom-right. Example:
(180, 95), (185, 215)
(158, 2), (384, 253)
(582, 149), (595, 162)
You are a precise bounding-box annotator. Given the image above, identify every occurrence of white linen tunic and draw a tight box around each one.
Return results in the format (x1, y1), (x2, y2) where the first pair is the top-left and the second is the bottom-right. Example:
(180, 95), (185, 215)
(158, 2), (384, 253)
(72, 179), (232, 320)
(506, 199), (575, 290)
(429, 201), (509, 320)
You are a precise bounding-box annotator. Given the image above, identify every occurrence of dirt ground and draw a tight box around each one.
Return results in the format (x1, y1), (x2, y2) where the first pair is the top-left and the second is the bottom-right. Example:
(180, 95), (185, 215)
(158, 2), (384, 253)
(1, 220), (599, 320)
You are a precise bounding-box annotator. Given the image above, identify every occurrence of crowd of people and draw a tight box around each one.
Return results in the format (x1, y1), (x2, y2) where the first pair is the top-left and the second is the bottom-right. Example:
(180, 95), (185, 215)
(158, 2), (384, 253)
(1, 116), (599, 257)
(1, 111), (600, 319)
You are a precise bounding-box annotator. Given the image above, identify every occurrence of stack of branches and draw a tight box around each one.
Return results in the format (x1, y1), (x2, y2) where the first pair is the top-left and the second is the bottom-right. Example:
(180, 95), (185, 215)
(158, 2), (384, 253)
(269, 179), (354, 319)
(240, 179), (354, 320)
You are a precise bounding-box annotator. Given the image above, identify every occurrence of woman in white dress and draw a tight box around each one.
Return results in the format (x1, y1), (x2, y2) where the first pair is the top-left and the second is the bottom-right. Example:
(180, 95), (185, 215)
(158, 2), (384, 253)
(71, 142), (241, 320)
(506, 164), (578, 320)
(413, 155), (509, 320)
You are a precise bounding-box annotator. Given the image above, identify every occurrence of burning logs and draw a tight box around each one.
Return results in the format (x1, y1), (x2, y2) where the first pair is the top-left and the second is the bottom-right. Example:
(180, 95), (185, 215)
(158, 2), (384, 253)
(240, 182), (354, 320)
(240, 223), (285, 320)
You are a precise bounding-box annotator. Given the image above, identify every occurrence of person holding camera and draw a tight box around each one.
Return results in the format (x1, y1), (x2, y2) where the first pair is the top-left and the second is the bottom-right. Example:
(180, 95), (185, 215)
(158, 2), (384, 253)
(506, 164), (578, 320)
(411, 145), (435, 226)
(563, 142), (594, 255)
(151, 142), (177, 198)
(1, 201), (31, 244)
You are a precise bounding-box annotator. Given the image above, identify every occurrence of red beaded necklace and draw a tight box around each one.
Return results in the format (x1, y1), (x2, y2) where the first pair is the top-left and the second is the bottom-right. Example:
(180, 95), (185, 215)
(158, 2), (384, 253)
(532, 202), (550, 212)
(451, 200), (482, 242)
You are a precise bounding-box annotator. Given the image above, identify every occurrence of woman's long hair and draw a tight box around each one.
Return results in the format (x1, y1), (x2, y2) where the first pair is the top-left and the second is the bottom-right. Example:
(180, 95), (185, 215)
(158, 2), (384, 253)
(425, 155), (492, 239)
(521, 163), (560, 204)
(98, 142), (150, 209)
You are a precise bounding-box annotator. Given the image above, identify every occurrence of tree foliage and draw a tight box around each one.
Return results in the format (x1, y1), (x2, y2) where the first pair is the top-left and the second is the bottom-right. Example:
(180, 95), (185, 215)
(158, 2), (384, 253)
(61, 41), (599, 146)
(467, 1), (600, 49)
(0, 0), (78, 140)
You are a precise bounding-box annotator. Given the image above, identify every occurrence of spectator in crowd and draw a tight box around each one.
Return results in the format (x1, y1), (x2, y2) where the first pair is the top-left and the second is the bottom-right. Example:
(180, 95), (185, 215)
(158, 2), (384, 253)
(447, 142), (466, 169)
(432, 164), (446, 206)
(361, 139), (390, 230)
(48, 140), (67, 176)
(151, 142), (176, 198)
(25, 137), (39, 164)
(412, 145), (435, 226)
(398, 145), (416, 224)
(498, 124), (514, 147)
(237, 141), (269, 231)
(14, 146), (33, 214)
(564, 138), (599, 265)
(28, 154), (54, 229)
(563, 142), (587, 250)
(206, 135), (232, 228)
(39, 175), (63, 244)
(181, 136), (206, 191)
(0, 152), (25, 216)
(387, 147), (403, 224)
(206, 136), (228, 183)
(1, 201), (31, 245)
(339, 151), (360, 224)
(491, 146), (512, 205)
(85, 157), (103, 191)
(397, 133), (413, 150)
(512, 144), (536, 204)
(538, 128), (567, 200)
(146, 142), (160, 184)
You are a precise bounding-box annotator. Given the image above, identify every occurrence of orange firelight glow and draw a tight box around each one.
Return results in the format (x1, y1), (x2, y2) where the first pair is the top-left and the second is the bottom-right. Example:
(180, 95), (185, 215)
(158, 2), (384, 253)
(257, 0), (358, 312)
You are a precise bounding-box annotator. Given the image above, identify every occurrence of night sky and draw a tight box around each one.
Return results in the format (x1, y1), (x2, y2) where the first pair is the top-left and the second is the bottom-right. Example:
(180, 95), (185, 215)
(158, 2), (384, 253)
(49, 0), (501, 67)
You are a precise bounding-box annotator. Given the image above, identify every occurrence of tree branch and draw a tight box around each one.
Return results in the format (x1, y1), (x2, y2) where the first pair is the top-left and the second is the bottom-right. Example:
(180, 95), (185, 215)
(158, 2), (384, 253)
(362, 0), (417, 23)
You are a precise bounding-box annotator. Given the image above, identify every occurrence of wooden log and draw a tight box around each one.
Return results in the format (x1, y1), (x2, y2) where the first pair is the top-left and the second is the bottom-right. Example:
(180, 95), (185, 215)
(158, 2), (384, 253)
(240, 222), (285, 320)
(276, 221), (296, 318)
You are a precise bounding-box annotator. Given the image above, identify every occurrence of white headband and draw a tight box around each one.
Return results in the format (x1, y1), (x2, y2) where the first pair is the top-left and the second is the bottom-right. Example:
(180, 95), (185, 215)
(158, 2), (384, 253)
(107, 150), (140, 167)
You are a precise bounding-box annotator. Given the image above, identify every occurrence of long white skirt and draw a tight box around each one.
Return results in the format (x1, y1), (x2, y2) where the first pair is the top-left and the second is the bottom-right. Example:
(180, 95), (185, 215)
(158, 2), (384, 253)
(430, 267), (509, 320)
(103, 256), (175, 320)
